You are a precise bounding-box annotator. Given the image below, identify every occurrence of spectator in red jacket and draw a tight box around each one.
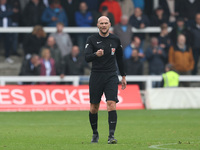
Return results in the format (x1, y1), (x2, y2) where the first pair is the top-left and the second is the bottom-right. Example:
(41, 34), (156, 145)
(99, 0), (122, 25)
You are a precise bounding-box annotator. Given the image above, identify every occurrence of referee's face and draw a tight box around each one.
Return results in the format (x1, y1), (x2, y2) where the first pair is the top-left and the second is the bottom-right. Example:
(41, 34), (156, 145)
(97, 16), (111, 35)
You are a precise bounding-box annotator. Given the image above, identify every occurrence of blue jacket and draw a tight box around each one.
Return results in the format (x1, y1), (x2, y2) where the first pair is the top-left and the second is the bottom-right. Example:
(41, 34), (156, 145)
(146, 47), (166, 75)
(124, 44), (144, 59)
(75, 11), (93, 27)
(0, 4), (13, 27)
(41, 7), (68, 26)
(132, 0), (144, 10)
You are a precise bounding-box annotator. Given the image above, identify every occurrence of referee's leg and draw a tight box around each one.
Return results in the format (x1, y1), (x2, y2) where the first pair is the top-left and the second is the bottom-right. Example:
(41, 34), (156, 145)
(89, 103), (100, 143)
(107, 101), (117, 141)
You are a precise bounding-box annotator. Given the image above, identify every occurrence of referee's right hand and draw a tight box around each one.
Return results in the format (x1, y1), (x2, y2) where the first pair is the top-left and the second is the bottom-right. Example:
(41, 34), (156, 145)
(96, 49), (104, 57)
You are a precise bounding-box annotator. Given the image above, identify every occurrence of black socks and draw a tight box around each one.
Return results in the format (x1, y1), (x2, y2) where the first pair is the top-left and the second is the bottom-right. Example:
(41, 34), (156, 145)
(89, 112), (98, 134)
(108, 110), (117, 137)
(89, 110), (117, 137)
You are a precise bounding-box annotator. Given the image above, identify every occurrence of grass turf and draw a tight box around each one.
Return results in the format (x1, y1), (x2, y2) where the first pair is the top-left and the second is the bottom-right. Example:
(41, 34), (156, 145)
(0, 109), (200, 150)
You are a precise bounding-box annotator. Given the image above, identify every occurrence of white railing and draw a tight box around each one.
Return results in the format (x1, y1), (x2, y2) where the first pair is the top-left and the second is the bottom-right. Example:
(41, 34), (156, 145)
(0, 75), (200, 89)
(0, 27), (172, 33)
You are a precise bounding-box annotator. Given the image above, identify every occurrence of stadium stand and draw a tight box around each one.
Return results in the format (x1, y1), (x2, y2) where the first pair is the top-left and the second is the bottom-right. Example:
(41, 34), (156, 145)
(0, 0), (200, 89)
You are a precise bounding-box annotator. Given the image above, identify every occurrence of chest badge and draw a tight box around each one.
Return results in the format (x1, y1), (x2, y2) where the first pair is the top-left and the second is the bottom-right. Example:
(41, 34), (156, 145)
(111, 48), (116, 55)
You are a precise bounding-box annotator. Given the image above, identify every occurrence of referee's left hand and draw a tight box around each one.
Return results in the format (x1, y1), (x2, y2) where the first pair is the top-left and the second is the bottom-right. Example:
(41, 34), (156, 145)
(121, 76), (127, 90)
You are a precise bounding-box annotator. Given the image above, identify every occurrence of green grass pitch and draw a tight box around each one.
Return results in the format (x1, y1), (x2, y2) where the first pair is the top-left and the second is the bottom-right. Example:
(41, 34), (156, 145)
(0, 109), (200, 150)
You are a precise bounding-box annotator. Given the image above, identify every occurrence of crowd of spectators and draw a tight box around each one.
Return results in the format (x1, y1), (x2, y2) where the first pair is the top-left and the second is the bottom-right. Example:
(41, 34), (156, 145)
(1, 0), (200, 87)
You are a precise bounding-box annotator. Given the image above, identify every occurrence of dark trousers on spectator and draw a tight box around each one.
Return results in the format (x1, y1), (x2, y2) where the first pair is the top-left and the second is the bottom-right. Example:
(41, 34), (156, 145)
(0, 33), (12, 58)
(192, 48), (200, 75)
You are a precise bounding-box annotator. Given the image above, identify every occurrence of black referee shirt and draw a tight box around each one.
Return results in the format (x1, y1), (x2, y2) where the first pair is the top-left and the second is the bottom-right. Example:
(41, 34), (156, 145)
(85, 33), (126, 76)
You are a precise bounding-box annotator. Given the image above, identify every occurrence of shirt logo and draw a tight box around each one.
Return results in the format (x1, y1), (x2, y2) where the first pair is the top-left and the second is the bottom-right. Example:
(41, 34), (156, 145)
(85, 44), (89, 48)
(97, 41), (102, 44)
(111, 48), (116, 55)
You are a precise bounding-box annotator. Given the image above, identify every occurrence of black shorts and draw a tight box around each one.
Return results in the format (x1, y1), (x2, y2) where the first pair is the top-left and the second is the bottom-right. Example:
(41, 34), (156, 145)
(89, 72), (119, 104)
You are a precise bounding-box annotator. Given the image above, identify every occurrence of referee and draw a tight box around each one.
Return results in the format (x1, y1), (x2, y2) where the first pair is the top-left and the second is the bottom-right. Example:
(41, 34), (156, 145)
(85, 16), (127, 144)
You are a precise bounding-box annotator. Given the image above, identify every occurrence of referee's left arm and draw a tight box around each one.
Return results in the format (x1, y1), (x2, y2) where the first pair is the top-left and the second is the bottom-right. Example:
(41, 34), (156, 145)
(116, 43), (126, 77)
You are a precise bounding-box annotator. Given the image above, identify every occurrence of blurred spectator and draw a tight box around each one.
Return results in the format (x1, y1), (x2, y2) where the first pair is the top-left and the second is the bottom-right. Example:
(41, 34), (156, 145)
(0, 0), (17, 63)
(94, 6), (115, 26)
(60, 0), (80, 26)
(132, 0), (144, 10)
(113, 15), (133, 49)
(144, 0), (155, 19)
(23, 25), (46, 57)
(150, 6), (168, 27)
(43, 36), (62, 75)
(180, 0), (200, 27)
(168, 34), (194, 86)
(41, 0), (68, 26)
(124, 36), (144, 60)
(40, 48), (56, 84)
(161, 63), (179, 88)
(22, 0), (46, 26)
(50, 22), (73, 57)
(7, 0), (21, 56)
(19, 0), (29, 12)
(99, 0), (122, 25)
(124, 49), (144, 89)
(129, 7), (150, 42)
(40, 0), (53, 7)
(60, 45), (88, 77)
(190, 13), (200, 75)
(170, 17), (191, 46)
(158, 23), (171, 63)
(75, 2), (93, 52)
(117, 0), (134, 19)
(159, 0), (181, 26)
(75, 2), (93, 27)
(19, 54), (41, 76)
(81, 0), (103, 12)
(146, 37), (166, 87)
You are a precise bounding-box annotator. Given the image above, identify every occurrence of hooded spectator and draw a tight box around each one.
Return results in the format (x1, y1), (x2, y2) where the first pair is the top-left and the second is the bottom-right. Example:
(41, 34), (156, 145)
(170, 17), (191, 46)
(150, 6), (168, 26)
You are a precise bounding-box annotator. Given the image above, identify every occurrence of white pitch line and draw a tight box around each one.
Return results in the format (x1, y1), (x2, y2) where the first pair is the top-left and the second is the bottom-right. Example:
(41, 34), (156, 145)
(148, 143), (183, 150)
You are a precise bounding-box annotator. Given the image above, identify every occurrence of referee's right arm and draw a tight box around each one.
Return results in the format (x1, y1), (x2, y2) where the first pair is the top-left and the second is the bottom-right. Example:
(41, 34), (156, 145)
(85, 37), (97, 62)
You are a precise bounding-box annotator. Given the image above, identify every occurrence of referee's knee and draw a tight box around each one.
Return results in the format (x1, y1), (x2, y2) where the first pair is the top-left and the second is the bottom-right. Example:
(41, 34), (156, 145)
(90, 103), (99, 114)
(107, 101), (116, 111)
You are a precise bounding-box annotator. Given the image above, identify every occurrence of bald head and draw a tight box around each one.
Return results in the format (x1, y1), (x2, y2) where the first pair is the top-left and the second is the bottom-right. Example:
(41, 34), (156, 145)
(97, 16), (110, 24)
(97, 16), (111, 36)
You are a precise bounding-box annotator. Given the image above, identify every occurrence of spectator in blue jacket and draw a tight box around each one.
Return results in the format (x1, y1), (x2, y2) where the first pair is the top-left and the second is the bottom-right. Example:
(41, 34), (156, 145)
(81, 0), (103, 12)
(124, 36), (145, 60)
(41, 0), (68, 26)
(146, 37), (166, 87)
(75, 2), (93, 27)
(75, 2), (93, 52)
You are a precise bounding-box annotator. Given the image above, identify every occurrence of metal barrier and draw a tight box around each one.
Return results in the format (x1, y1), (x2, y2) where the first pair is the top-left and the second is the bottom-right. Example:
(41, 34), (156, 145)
(0, 75), (200, 89)
(0, 27), (172, 33)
